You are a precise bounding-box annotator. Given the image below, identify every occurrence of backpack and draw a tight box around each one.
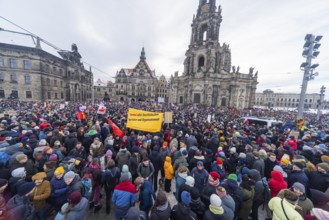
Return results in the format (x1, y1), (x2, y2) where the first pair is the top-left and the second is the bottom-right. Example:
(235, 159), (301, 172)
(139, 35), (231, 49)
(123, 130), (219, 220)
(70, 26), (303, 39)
(262, 177), (271, 202)
(104, 167), (119, 191)
(81, 172), (93, 199)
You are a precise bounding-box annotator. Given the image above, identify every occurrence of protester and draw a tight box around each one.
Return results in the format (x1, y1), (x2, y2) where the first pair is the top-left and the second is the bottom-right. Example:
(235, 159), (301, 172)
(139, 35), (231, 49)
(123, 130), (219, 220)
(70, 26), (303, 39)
(150, 190), (171, 220)
(65, 191), (88, 220)
(31, 172), (51, 220)
(171, 191), (197, 220)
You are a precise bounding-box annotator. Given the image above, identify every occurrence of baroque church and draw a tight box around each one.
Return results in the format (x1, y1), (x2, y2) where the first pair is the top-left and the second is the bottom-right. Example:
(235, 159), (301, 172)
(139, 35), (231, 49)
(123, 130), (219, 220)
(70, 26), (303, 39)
(171, 0), (258, 109)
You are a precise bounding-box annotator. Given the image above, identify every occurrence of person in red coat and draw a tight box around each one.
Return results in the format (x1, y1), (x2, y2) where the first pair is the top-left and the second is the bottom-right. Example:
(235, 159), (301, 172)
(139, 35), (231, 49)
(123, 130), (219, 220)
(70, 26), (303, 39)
(268, 170), (288, 198)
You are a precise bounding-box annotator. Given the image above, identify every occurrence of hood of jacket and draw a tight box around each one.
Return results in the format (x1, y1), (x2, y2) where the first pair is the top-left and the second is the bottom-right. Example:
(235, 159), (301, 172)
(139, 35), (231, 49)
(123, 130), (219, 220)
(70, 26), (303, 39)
(122, 164), (129, 172)
(165, 156), (171, 163)
(271, 170), (284, 181)
(248, 169), (261, 181)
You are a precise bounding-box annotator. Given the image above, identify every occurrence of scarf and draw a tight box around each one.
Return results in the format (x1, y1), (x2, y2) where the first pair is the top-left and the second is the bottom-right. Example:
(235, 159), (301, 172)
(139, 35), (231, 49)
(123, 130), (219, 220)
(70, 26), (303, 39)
(178, 172), (188, 179)
(209, 204), (224, 215)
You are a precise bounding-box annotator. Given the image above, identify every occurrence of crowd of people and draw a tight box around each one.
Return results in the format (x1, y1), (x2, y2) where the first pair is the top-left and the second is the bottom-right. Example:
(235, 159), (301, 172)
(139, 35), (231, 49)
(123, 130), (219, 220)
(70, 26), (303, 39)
(0, 100), (328, 220)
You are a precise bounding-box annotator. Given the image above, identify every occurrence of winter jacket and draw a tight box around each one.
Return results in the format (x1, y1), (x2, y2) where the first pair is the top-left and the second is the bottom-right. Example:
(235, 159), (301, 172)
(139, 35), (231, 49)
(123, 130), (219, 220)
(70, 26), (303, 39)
(150, 201), (171, 220)
(268, 170), (287, 196)
(116, 148), (131, 170)
(201, 183), (217, 208)
(65, 197), (89, 220)
(264, 158), (278, 179)
(128, 153), (141, 177)
(191, 167), (209, 193)
(67, 175), (83, 195)
(121, 165), (132, 181)
(171, 203), (197, 220)
(32, 180), (51, 211)
(149, 150), (161, 171)
(221, 195), (235, 220)
(164, 156), (174, 180)
(64, 134), (78, 153)
(252, 158), (265, 177)
(9, 159), (37, 182)
(139, 180), (156, 212)
(102, 166), (120, 192)
(308, 171), (329, 192)
(268, 197), (303, 220)
(68, 146), (86, 161)
(248, 169), (264, 204)
(222, 179), (243, 218)
(288, 170), (309, 189)
(177, 184), (193, 203)
(50, 176), (68, 208)
(186, 135), (198, 149)
(8, 177), (26, 196)
(137, 162), (155, 179)
(6, 195), (35, 220)
(189, 156), (205, 171)
(173, 156), (188, 171)
(175, 172), (187, 201)
(238, 186), (255, 220)
(90, 141), (105, 158)
(112, 180), (137, 208)
(203, 210), (225, 220)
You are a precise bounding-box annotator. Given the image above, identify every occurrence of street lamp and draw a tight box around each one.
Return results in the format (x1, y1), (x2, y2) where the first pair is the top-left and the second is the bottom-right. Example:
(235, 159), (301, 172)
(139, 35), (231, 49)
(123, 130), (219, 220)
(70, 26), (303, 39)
(297, 34), (322, 119)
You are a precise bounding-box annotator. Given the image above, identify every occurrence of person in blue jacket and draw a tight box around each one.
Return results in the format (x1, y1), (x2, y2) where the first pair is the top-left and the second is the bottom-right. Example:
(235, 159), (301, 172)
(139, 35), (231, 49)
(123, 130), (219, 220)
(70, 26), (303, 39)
(50, 166), (68, 211)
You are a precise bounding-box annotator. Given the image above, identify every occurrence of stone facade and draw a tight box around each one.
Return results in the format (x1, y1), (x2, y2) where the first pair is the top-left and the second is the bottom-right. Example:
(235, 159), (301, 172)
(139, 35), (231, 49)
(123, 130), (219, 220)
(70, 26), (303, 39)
(255, 89), (322, 109)
(171, 0), (258, 109)
(93, 79), (115, 101)
(0, 43), (93, 101)
(156, 75), (169, 102)
(113, 48), (159, 102)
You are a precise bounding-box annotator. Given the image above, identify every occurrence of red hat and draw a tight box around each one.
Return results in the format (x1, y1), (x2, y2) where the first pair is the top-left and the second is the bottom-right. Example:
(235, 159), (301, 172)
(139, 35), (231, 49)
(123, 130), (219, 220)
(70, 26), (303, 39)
(68, 191), (82, 205)
(216, 158), (223, 165)
(209, 171), (220, 181)
(43, 146), (51, 153)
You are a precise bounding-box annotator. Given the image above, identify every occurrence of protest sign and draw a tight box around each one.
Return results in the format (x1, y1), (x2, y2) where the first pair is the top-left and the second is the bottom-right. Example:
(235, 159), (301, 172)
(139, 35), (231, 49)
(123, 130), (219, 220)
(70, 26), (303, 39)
(126, 108), (163, 132)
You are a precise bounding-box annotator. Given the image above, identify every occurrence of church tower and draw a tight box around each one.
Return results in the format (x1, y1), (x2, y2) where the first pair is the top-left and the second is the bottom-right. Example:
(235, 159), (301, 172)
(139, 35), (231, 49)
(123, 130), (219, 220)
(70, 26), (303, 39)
(171, 0), (258, 108)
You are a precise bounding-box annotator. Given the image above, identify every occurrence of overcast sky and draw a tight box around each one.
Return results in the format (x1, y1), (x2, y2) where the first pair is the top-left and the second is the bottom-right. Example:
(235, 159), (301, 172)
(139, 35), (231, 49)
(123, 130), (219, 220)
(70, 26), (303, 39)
(1, 0), (328, 97)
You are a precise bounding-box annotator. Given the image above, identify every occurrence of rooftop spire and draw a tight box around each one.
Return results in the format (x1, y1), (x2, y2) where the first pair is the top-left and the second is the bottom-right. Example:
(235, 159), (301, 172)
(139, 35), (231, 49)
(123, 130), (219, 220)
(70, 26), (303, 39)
(140, 47), (146, 61)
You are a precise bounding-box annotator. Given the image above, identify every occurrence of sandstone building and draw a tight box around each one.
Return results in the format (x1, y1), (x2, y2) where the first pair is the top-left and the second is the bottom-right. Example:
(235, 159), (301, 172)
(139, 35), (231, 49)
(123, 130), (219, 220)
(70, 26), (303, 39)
(0, 43), (93, 101)
(171, 0), (258, 109)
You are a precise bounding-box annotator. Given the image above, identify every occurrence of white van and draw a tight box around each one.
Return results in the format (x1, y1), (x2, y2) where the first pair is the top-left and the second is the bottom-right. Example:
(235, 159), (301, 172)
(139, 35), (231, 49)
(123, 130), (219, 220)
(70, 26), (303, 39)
(241, 116), (283, 128)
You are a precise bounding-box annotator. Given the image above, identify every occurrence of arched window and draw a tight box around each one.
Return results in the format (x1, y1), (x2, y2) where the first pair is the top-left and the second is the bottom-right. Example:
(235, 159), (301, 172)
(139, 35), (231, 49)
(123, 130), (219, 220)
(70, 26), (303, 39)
(198, 56), (205, 68)
(201, 24), (208, 41)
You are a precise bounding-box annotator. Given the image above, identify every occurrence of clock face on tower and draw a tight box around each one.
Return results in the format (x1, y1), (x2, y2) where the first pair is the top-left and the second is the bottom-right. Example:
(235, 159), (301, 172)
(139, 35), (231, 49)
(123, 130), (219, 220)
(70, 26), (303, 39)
(139, 69), (145, 76)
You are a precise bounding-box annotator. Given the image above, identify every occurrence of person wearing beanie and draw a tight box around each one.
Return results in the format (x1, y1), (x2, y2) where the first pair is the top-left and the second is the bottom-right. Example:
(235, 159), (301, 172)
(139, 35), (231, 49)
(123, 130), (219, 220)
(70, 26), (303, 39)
(171, 191), (197, 220)
(150, 191), (171, 220)
(8, 167), (27, 195)
(222, 173), (243, 219)
(191, 160), (209, 193)
(203, 194), (225, 220)
(215, 186), (235, 220)
(65, 191), (88, 220)
(269, 190), (303, 220)
(0, 179), (8, 220)
(288, 161), (309, 190)
(121, 165), (132, 182)
(189, 150), (206, 171)
(264, 153), (279, 179)
(252, 150), (265, 177)
(115, 142), (130, 171)
(31, 172), (50, 220)
(211, 157), (226, 181)
(247, 169), (265, 220)
(139, 177), (156, 215)
(189, 187), (206, 220)
(178, 176), (196, 203)
(112, 171), (137, 220)
(308, 162), (329, 193)
(6, 182), (36, 220)
(10, 153), (37, 182)
(201, 171), (221, 208)
(164, 156), (174, 192)
(238, 174), (255, 220)
(173, 149), (189, 171)
(64, 171), (83, 195)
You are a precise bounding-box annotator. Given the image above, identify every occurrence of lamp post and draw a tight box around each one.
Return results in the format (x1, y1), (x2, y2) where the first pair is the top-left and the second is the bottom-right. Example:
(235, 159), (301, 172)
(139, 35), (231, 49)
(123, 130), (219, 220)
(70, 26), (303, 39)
(316, 86), (326, 121)
(297, 34), (322, 119)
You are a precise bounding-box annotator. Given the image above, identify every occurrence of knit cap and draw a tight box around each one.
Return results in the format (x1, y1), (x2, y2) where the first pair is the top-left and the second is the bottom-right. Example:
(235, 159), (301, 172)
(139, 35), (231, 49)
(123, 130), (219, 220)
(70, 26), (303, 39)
(44, 146), (51, 153)
(281, 157), (290, 165)
(54, 166), (65, 175)
(242, 167), (250, 175)
(292, 182), (305, 194)
(210, 194), (222, 208)
(106, 149), (113, 156)
(17, 182), (35, 196)
(293, 162), (304, 170)
(48, 153), (58, 161)
(216, 158), (223, 165)
(238, 153), (246, 158)
(209, 172), (220, 181)
(321, 155), (329, 163)
(181, 191), (191, 205)
(317, 163), (329, 172)
(11, 167), (26, 178)
(197, 161), (204, 167)
(16, 154), (27, 162)
(273, 165), (287, 178)
(64, 171), (75, 180)
(38, 139), (47, 146)
(68, 191), (82, 205)
(228, 173), (237, 182)
(185, 176), (195, 187)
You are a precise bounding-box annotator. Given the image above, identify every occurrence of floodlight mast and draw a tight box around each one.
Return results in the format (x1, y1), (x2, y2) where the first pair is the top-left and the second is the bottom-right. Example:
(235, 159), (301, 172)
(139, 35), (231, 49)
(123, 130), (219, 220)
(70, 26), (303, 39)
(297, 34), (322, 119)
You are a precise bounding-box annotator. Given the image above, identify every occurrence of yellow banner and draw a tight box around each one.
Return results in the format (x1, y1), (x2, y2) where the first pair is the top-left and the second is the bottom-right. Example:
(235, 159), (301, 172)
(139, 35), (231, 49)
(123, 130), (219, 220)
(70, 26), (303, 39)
(126, 108), (163, 132)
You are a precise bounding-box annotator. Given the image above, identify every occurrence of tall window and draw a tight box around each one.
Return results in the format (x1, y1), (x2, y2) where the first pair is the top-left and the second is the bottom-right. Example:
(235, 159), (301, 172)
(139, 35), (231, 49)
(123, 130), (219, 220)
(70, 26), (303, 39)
(9, 58), (17, 68)
(60, 81), (63, 87)
(54, 79), (57, 86)
(47, 78), (50, 85)
(0, 90), (4, 98)
(10, 74), (17, 83)
(61, 92), (64, 99)
(55, 93), (58, 99)
(25, 75), (31, 84)
(26, 91), (32, 99)
(12, 90), (18, 98)
(23, 60), (31, 69)
(0, 73), (4, 82)
(47, 92), (51, 99)
(0, 57), (3, 67)
(198, 56), (205, 68)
